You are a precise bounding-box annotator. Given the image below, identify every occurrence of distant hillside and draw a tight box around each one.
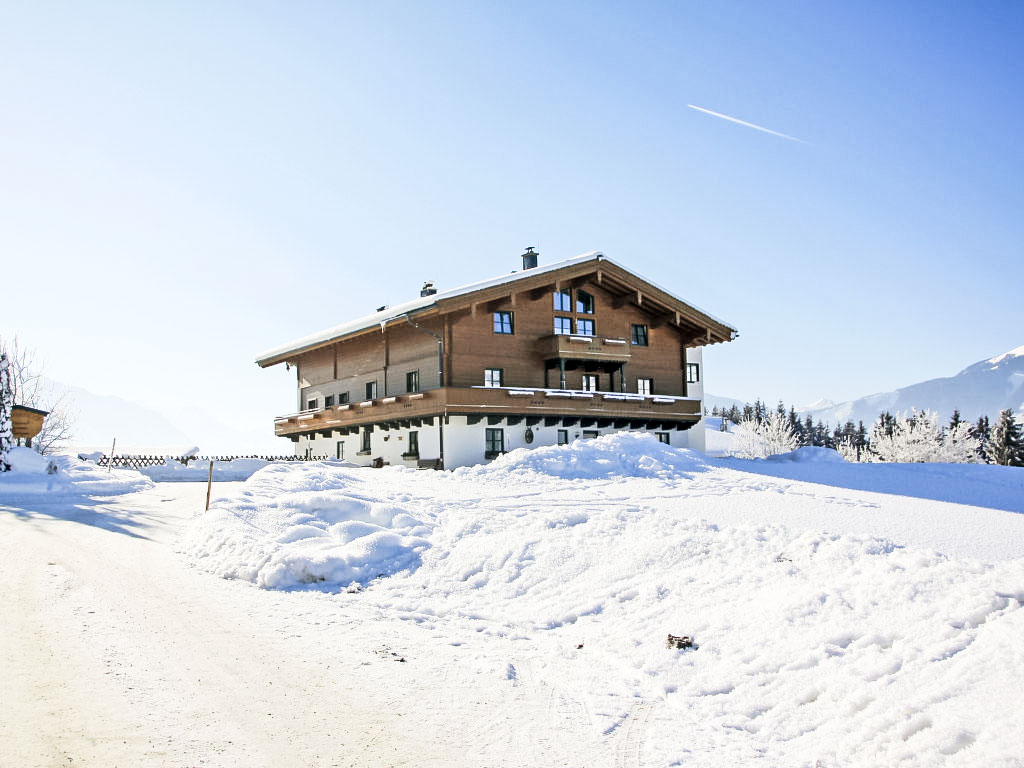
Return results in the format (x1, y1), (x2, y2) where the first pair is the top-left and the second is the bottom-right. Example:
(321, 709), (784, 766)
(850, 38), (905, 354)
(801, 345), (1024, 426)
(55, 382), (287, 455)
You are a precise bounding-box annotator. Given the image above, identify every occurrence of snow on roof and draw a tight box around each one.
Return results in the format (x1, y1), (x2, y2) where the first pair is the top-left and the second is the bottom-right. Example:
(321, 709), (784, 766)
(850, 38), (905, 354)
(255, 251), (736, 365)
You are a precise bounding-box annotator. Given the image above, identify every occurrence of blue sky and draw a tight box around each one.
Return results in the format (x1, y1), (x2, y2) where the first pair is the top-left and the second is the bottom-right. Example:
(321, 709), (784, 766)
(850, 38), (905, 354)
(3, 2), (1022, 444)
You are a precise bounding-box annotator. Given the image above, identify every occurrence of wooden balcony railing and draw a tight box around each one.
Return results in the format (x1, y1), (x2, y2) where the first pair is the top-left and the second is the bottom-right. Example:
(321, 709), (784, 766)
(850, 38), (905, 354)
(536, 334), (632, 363)
(273, 386), (700, 437)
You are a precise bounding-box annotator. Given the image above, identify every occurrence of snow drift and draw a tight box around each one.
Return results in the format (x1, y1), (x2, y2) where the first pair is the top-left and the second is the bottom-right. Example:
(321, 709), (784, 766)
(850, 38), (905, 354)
(182, 432), (1024, 765)
(182, 461), (431, 588)
(0, 447), (152, 496)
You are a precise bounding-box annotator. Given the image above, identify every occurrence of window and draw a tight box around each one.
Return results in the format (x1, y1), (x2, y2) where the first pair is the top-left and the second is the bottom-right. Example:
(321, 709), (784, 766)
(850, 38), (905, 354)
(656, 432), (671, 445)
(324, 394), (335, 407)
(554, 317), (572, 335)
(404, 431), (419, 458)
(557, 429), (569, 445)
(338, 392), (350, 405)
(553, 290), (571, 312)
(485, 428), (504, 458)
(306, 398), (318, 410)
(406, 370), (419, 393)
(365, 381), (377, 399)
(582, 430), (599, 439)
(336, 441), (344, 460)
(637, 377), (653, 396)
(360, 428), (371, 454)
(631, 324), (648, 346)
(686, 363), (700, 384)
(576, 290), (594, 314)
(484, 368), (503, 387)
(576, 318), (594, 336)
(582, 374), (599, 392)
(493, 311), (514, 334)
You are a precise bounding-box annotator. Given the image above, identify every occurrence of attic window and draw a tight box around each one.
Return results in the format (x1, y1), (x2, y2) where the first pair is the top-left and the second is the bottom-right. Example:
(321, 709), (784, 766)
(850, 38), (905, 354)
(576, 290), (594, 314)
(553, 290), (571, 312)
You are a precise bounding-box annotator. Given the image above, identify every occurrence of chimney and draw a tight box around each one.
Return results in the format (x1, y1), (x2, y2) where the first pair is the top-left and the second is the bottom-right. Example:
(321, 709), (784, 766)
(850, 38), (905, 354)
(521, 246), (539, 270)
(420, 281), (437, 297)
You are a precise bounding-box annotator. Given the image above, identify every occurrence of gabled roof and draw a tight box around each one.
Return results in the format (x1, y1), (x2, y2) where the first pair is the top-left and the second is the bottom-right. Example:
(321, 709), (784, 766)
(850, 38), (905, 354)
(255, 252), (737, 367)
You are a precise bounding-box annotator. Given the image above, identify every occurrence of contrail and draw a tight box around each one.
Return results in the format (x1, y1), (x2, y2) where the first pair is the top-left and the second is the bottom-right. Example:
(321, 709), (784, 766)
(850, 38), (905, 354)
(687, 104), (806, 144)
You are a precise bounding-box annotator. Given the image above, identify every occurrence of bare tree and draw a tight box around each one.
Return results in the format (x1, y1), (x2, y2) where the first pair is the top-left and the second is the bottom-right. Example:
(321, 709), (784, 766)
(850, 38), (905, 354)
(0, 337), (76, 454)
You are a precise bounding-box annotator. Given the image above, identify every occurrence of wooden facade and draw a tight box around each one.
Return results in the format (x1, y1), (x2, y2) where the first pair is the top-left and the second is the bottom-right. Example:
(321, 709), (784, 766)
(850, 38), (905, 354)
(257, 253), (736, 467)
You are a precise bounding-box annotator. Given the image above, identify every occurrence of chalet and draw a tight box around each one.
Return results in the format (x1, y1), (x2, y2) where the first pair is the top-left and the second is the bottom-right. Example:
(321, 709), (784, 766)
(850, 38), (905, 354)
(256, 250), (736, 468)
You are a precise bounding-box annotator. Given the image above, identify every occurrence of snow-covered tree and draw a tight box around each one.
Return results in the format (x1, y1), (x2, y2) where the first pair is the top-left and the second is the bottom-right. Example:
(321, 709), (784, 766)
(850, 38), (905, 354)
(986, 409), (1024, 467)
(731, 410), (798, 459)
(865, 409), (979, 463)
(0, 352), (12, 471)
(0, 338), (75, 454)
(973, 415), (992, 462)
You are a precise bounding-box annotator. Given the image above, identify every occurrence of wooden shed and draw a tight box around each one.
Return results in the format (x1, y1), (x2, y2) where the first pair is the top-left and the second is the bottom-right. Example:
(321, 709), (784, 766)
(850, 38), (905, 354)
(11, 405), (49, 444)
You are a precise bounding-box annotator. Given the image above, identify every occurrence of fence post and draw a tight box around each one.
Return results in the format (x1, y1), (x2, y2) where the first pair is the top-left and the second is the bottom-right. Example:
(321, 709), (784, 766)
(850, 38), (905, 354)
(108, 437), (116, 472)
(205, 459), (214, 511)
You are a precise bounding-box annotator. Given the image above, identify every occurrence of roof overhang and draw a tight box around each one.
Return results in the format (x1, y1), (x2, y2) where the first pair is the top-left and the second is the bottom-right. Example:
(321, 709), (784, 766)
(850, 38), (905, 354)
(255, 253), (737, 367)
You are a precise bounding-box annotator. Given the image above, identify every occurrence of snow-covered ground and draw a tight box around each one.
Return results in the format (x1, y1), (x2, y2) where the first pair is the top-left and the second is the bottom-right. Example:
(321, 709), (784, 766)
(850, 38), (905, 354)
(3, 434), (1024, 766)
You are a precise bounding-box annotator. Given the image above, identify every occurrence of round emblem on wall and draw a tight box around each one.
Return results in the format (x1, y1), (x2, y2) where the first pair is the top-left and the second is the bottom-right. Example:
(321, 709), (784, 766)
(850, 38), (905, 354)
(524, 428), (535, 444)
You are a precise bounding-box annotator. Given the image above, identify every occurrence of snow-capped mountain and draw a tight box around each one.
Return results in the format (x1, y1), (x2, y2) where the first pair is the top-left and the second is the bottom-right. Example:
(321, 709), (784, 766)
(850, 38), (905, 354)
(800, 345), (1024, 426)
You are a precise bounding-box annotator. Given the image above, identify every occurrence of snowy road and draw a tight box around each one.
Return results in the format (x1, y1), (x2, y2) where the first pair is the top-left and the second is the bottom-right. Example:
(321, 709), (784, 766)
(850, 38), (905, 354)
(0, 483), (602, 767)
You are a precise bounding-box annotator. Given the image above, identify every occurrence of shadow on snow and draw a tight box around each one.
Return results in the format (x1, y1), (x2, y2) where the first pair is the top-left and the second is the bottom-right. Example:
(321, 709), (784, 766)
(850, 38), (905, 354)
(713, 458), (1024, 515)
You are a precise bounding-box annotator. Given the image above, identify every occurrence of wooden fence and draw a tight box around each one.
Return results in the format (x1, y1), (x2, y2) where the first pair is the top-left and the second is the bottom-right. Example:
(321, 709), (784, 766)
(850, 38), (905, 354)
(95, 454), (329, 470)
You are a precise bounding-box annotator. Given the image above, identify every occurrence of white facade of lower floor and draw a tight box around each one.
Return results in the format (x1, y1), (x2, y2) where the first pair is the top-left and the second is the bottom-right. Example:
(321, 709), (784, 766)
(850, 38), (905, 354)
(296, 415), (706, 469)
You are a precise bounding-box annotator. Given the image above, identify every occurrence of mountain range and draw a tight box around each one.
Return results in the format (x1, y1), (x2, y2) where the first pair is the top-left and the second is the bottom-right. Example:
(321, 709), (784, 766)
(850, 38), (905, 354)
(711, 345), (1024, 427)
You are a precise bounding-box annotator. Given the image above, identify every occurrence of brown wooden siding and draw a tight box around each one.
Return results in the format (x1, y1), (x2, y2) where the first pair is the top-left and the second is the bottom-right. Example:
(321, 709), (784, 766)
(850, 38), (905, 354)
(447, 279), (686, 395)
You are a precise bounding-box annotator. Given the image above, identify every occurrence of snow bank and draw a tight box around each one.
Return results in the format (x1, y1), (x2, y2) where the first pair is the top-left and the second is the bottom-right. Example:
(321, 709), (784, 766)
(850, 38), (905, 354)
(764, 445), (846, 463)
(456, 431), (710, 480)
(139, 457), (271, 482)
(0, 447), (152, 496)
(179, 434), (1024, 765)
(182, 462), (431, 588)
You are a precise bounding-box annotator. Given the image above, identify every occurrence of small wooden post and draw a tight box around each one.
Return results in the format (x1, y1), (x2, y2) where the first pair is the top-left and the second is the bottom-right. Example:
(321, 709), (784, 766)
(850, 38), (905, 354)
(108, 437), (116, 472)
(205, 459), (214, 511)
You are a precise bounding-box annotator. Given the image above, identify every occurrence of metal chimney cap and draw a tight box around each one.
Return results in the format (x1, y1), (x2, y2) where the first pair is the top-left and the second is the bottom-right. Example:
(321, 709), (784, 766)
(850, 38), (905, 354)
(420, 281), (437, 297)
(521, 246), (539, 270)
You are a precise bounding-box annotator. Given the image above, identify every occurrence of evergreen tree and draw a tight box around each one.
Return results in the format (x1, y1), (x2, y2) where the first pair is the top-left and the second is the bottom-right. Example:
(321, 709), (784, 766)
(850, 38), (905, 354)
(753, 399), (767, 425)
(0, 353), (12, 472)
(856, 421), (868, 461)
(814, 420), (828, 447)
(986, 409), (1024, 467)
(788, 406), (804, 445)
(973, 415), (991, 462)
(728, 405), (741, 425)
(949, 409), (962, 432)
(742, 403), (754, 423)
(803, 415), (814, 446)
(878, 411), (897, 438)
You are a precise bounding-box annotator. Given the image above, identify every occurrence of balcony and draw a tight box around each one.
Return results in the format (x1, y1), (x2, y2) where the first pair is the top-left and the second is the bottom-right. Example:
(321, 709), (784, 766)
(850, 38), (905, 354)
(536, 334), (632, 363)
(273, 386), (700, 438)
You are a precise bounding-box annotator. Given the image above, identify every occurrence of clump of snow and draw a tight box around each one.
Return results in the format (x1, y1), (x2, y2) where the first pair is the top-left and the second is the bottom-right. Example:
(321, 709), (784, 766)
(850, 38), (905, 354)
(456, 432), (710, 480)
(764, 446), (846, 463)
(182, 462), (431, 589)
(0, 447), (152, 496)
